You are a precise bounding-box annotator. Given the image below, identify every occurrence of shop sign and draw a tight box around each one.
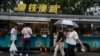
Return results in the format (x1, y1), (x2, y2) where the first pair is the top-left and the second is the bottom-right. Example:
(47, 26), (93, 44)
(14, 3), (60, 13)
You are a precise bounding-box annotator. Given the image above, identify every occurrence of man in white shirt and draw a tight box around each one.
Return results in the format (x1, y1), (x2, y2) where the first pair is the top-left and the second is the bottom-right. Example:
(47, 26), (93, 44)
(20, 24), (32, 56)
(64, 26), (85, 56)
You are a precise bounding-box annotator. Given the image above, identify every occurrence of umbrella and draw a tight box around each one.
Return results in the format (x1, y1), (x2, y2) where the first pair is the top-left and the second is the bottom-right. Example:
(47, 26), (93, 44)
(73, 22), (79, 28)
(54, 19), (79, 28)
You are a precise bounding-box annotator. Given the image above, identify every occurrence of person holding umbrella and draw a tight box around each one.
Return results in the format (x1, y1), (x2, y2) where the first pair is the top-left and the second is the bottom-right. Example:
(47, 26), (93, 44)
(54, 19), (81, 56)
(53, 27), (65, 56)
(64, 25), (85, 56)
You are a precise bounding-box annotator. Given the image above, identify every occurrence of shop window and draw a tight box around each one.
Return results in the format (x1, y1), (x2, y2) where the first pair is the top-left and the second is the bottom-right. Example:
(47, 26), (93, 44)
(77, 23), (100, 37)
(24, 22), (50, 36)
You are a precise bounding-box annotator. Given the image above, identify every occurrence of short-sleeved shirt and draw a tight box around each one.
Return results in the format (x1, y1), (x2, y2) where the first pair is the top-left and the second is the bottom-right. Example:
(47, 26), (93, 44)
(56, 32), (64, 42)
(66, 31), (79, 45)
(22, 27), (32, 38)
(10, 28), (17, 40)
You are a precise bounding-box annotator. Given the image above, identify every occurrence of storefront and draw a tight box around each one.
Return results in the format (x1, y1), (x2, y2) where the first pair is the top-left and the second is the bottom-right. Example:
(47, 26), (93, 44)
(0, 19), (51, 48)
(1, 13), (100, 51)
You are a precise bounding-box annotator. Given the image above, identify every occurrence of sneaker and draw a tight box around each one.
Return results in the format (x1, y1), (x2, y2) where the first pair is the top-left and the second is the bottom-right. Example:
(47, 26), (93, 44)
(26, 54), (29, 56)
(19, 53), (23, 56)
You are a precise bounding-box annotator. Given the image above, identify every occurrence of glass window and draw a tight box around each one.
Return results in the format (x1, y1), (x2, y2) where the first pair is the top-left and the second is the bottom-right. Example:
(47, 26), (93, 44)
(76, 23), (100, 37)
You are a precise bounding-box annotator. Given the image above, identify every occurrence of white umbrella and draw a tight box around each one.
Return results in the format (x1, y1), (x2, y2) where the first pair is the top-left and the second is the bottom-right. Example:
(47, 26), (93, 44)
(73, 22), (79, 28)
(54, 19), (79, 28)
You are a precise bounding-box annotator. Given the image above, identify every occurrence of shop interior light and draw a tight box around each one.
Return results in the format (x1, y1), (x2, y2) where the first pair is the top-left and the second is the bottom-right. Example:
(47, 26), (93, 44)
(17, 22), (24, 25)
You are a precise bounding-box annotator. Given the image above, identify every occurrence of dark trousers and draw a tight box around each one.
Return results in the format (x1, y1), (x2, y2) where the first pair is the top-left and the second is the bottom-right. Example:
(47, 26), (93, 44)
(65, 44), (76, 56)
(22, 38), (31, 54)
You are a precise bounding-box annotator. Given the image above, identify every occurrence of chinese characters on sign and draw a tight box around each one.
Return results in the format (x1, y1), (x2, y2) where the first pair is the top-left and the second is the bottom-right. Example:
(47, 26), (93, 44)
(14, 3), (26, 12)
(39, 4), (47, 13)
(49, 4), (60, 13)
(14, 3), (60, 13)
(28, 4), (37, 12)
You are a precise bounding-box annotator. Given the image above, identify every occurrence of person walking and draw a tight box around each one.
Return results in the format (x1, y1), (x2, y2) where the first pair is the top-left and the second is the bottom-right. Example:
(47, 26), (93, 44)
(20, 24), (32, 56)
(53, 27), (65, 56)
(10, 24), (18, 56)
(64, 26), (85, 56)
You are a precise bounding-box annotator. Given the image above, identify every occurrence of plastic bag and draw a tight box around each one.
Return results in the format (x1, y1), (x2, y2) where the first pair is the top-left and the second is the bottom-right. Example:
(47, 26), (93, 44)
(9, 41), (18, 51)
(81, 48), (86, 52)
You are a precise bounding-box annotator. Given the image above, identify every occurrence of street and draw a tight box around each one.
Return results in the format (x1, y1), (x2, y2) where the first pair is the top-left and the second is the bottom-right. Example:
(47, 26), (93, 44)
(0, 52), (100, 56)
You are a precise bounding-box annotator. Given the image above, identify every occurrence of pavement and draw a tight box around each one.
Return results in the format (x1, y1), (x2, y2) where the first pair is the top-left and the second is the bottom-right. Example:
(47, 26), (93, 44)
(0, 51), (100, 56)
